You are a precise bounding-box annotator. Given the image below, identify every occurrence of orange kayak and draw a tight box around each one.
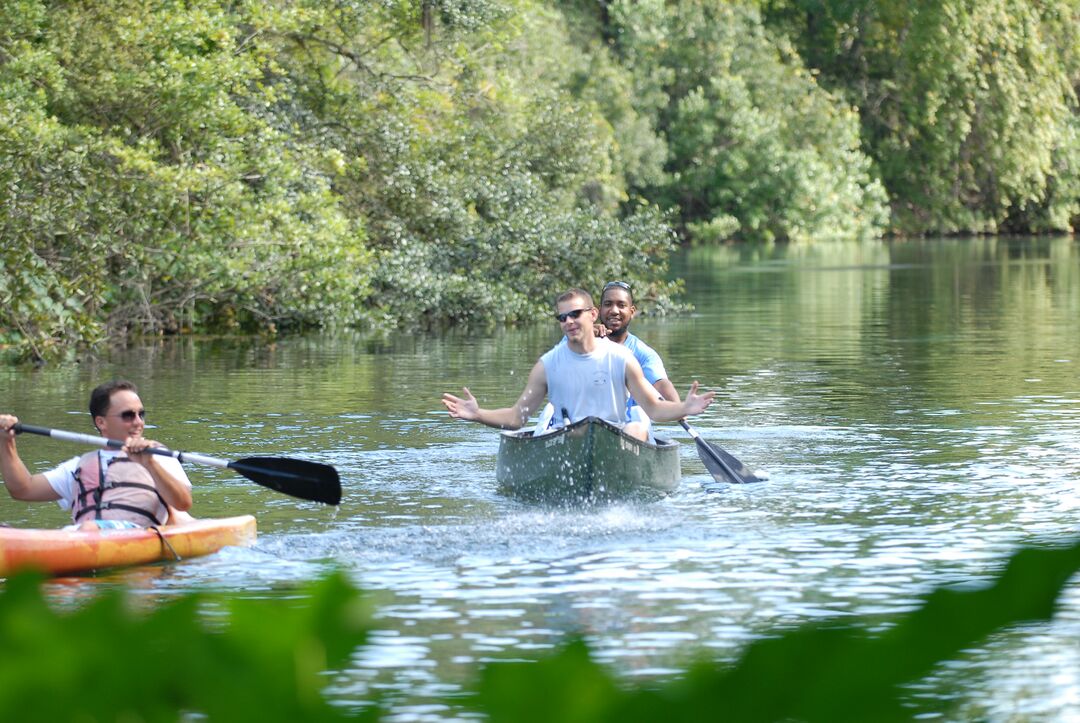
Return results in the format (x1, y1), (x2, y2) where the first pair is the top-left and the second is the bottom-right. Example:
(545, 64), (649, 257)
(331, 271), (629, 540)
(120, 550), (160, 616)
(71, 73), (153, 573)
(0, 515), (257, 577)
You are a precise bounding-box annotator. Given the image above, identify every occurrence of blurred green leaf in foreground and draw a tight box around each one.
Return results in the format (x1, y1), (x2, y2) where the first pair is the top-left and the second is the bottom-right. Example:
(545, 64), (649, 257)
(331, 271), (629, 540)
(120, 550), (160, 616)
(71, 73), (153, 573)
(3, 538), (1080, 721)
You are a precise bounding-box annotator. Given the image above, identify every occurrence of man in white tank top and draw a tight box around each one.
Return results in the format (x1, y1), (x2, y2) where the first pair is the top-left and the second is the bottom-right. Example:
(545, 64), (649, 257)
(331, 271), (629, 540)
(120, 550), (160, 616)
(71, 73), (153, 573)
(442, 288), (714, 442)
(537, 280), (680, 437)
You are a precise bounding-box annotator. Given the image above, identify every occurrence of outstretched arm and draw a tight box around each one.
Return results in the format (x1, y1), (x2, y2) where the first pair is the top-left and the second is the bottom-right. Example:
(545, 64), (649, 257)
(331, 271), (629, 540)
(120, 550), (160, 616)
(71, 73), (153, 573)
(442, 362), (549, 430)
(625, 362), (713, 422)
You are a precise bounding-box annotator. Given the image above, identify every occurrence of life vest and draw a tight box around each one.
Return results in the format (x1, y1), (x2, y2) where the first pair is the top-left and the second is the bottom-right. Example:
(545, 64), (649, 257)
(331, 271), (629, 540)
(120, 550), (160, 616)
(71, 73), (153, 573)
(72, 451), (169, 527)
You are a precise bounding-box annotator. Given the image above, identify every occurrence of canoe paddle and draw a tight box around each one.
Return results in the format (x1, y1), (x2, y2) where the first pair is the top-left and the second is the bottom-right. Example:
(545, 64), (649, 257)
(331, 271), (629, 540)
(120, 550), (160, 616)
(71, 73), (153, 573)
(678, 419), (763, 484)
(13, 423), (341, 505)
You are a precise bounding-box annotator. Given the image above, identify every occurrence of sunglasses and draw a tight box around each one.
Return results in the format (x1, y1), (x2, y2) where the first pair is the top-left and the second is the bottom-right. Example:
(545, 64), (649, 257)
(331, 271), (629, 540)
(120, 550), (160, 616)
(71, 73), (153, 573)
(555, 307), (592, 323)
(110, 409), (146, 422)
(603, 280), (631, 293)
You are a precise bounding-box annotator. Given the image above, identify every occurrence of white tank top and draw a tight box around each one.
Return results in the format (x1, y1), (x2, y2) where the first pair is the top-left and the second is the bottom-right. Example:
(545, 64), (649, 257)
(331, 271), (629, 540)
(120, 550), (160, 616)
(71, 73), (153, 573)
(540, 338), (632, 425)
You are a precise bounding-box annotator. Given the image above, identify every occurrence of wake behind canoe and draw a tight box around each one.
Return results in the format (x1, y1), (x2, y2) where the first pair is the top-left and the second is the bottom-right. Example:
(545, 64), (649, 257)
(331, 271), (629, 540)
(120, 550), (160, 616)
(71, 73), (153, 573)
(0, 515), (257, 577)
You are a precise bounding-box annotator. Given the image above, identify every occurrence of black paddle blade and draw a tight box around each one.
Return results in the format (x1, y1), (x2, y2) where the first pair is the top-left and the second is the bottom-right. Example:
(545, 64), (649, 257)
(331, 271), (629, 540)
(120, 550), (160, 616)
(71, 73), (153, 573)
(228, 457), (342, 505)
(695, 438), (762, 485)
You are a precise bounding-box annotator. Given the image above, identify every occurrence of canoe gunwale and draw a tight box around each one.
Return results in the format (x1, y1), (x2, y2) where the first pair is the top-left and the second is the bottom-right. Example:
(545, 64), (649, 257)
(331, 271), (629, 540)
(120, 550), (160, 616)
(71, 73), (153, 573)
(498, 416), (679, 448)
(496, 416), (681, 504)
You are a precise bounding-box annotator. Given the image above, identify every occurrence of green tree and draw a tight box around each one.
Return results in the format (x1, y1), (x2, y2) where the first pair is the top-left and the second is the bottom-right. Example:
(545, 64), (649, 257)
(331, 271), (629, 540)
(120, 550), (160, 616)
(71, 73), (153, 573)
(0, 0), (371, 362)
(1, 0), (683, 362)
(264, 0), (682, 327)
(599, 0), (889, 243)
(762, 0), (1080, 234)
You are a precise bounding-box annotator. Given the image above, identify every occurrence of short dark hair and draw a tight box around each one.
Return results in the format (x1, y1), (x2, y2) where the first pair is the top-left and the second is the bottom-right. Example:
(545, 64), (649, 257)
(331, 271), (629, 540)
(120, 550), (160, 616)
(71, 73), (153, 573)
(555, 288), (594, 309)
(89, 380), (138, 419)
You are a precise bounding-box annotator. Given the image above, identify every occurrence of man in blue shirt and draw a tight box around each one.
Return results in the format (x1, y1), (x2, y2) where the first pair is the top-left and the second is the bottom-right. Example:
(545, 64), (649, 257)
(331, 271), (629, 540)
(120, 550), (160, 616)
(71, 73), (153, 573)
(598, 280), (680, 411)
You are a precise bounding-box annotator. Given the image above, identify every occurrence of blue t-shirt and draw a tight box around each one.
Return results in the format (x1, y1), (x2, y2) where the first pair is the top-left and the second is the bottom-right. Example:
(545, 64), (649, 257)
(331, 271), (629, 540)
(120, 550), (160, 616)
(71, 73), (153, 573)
(621, 333), (668, 409)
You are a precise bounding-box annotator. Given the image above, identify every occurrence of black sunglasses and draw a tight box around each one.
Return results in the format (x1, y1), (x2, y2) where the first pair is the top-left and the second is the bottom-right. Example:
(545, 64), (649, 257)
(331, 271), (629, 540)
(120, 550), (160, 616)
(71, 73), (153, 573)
(603, 280), (632, 293)
(111, 409), (146, 422)
(555, 307), (592, 323)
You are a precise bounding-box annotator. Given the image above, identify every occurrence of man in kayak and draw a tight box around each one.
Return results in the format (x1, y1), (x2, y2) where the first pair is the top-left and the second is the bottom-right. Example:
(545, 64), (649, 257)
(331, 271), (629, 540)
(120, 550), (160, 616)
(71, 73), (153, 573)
(442, 288), (714, 441)
(0, 380), (194, 531)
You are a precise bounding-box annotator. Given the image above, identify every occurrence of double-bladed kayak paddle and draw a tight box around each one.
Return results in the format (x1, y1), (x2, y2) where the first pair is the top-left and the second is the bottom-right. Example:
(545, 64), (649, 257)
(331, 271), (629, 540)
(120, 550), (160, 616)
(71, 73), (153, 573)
(14, 423), (341, 505)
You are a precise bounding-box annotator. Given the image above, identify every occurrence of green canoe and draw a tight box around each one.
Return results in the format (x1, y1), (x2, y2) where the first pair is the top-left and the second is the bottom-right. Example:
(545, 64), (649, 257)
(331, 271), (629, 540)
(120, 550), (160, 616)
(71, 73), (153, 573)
(496, 416), (681, 504)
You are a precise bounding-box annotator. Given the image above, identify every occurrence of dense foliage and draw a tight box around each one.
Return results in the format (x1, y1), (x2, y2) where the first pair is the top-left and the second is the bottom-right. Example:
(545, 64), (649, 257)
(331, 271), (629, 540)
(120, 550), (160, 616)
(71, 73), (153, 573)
(596, 0), (890, 244)
(3, 537), (1080, 721)
(0, 0), (683, 361)
(760, 0), (1080, 234)
(0, 0), (374, 360)
(1, 0), (1077, 360)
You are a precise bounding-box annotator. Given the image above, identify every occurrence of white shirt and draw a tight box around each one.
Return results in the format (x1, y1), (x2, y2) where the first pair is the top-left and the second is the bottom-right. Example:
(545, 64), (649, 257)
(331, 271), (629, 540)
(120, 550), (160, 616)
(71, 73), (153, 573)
(540, 338), (635, 425)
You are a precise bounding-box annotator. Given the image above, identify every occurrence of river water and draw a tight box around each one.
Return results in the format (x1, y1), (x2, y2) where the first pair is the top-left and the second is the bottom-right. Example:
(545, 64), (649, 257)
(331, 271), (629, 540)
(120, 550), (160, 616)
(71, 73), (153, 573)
(2, 237), (1079, 720)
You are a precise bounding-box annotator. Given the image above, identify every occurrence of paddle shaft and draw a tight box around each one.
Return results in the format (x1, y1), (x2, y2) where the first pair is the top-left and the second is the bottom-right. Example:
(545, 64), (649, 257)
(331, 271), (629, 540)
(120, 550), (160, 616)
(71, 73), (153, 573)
(12, 422), (342, 504)
(14, 423), (231, 470)
(678, 418), (745, 483)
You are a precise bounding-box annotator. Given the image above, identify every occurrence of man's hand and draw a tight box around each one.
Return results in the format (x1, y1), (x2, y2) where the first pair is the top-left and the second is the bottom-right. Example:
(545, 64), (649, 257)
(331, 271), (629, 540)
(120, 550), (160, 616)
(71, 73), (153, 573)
(683, 381), (716, 416)
(123, 436), (162, 468)
(0, 414), (19, 440)
(124, 437), (193, 511)
(442, 387), (481, 421)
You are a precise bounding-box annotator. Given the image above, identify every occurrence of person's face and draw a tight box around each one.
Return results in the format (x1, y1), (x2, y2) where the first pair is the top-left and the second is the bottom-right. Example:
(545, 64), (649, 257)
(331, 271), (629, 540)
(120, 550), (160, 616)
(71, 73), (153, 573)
(600, 288), (636, 335)
(555, 297), (596, 342)
(95, 389), (146, 439)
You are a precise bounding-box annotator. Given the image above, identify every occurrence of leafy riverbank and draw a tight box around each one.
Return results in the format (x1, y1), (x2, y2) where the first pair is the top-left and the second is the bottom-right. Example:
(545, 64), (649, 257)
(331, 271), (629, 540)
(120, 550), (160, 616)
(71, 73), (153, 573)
(1, 1), (1076, 361)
